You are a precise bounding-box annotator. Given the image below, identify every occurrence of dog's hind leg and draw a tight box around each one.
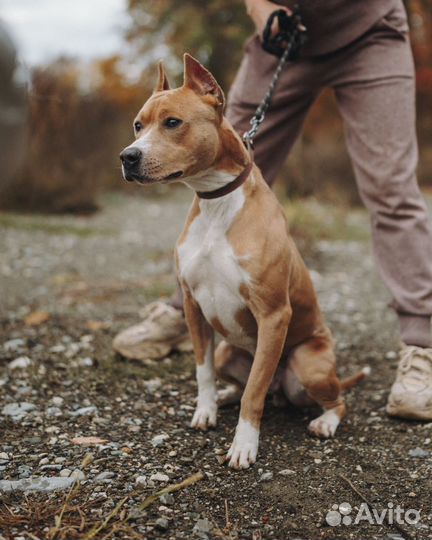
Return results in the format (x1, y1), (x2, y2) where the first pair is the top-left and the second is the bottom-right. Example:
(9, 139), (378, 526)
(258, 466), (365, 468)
(286, 331), (346, 438)
(215, 341), (252, 406)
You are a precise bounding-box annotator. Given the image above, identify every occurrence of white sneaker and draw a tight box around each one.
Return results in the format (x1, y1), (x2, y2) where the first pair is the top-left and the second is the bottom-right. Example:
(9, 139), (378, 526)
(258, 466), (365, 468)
(386, 344), (432, 420)
(113, 301), (191, 361)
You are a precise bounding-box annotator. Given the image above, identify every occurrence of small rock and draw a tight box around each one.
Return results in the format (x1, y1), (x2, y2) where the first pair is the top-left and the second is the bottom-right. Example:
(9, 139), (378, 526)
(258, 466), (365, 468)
(408, 447), (429, 458)
(70, 469), (85, 481)
(70, 406), (97, 417)
(155, 517), (169, 531)
(152, 434), (169, 447)
(78, 357), (94, 367)
(46, 406), (62, 417)
(278, 469), (296, 476)
(18, 465), (32, 479)
(60, 469), (72, 477)
(95, 471), (115, 482)
(39, 457), (49, 465)
(0, 453), (9, 461)
(0, 476), (75, 493)
(160, 493), (175, 505)
(3, 338), (25, 353)
(150, 472), (169, 483)
(8, 356), (32, 370)
(52, 396), (64, 406)
(193, 518), (213, 534)
(2, 402), (36, 420)
(143, 378), (162, 392)
(135, 475), (148, 487)
(260, 472), (273, 482)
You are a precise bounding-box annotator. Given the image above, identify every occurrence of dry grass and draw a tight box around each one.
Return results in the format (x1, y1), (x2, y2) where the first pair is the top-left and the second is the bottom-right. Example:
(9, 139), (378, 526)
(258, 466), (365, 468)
(0, 472), (204, 540)
(0, 61), (142, 214)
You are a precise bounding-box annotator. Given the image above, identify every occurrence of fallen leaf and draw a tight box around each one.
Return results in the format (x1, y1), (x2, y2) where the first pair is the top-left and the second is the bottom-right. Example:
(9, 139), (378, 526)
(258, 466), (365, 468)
(85, 320), (111, 331)
(24, 311), (50, 326)
(81, 452), (94, 468)
(71, 436), (108, 446)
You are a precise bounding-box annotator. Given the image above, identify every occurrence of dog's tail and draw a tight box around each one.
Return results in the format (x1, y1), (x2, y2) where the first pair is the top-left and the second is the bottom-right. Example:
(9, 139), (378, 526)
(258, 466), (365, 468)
(340, 366), (371, 391)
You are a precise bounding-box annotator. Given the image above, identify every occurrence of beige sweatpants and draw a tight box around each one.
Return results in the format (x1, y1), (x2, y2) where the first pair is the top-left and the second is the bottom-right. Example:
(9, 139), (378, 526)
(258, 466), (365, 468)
(226, 6), (432, 347)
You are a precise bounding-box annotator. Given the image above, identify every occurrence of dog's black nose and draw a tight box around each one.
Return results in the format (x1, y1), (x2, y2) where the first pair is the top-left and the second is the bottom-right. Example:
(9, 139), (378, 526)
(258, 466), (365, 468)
(120, 147), (141, 167)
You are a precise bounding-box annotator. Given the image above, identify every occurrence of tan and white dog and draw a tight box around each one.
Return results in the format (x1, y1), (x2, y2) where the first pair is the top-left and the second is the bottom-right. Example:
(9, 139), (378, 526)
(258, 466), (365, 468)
(120, 54), (368, 469)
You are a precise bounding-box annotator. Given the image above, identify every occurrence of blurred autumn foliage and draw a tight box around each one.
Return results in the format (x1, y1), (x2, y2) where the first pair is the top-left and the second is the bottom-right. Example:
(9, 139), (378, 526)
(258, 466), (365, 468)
(0, 57), (144, 212)
(2, 0), (432, 212)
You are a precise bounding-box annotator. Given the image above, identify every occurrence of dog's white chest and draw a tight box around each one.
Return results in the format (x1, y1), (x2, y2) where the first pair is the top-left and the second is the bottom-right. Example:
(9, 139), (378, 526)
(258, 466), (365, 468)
(178, 191), (254, 350)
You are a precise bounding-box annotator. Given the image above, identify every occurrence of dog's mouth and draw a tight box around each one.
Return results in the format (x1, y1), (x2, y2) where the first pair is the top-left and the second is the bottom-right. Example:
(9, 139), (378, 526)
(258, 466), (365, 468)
(164, 170), (183, 181)
(123, 170), (183, 184)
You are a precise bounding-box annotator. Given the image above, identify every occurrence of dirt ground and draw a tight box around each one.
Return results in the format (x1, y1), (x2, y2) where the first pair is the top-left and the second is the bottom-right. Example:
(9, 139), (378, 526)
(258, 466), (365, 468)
(0, 187), (431, 540)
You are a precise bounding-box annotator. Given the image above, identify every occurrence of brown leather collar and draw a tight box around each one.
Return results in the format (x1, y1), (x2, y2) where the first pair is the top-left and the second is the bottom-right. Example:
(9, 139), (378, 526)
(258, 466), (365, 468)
(196, 161), (253, 200)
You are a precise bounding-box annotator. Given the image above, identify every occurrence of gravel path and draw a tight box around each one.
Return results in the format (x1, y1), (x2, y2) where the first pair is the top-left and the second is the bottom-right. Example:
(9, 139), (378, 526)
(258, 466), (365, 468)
(0, 188), (431, 540)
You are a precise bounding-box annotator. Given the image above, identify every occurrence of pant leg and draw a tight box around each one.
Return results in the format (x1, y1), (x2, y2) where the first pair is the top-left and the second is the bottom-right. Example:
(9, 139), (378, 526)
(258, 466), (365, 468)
(226, 36), (320, 185)
(330, 9), (432, 346)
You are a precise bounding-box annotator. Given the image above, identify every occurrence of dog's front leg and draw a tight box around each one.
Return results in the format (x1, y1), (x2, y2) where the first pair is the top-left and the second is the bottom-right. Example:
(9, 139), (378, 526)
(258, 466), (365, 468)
(183, 288), (217, 430)
(227, 307), (291, 469)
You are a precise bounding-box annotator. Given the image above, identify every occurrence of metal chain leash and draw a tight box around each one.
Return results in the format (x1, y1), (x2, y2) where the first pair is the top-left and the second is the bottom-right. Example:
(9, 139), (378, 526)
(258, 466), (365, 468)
(243, 6), (306, 152)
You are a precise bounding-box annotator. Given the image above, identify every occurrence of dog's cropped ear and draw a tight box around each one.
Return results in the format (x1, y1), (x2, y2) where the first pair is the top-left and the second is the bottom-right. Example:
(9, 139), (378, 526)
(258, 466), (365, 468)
(154, 61), (170, 92)
(183, 53), (225, 115)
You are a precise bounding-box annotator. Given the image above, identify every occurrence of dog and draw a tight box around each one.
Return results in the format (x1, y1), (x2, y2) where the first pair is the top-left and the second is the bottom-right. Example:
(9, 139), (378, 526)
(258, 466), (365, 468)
(120, 54), (368, 469)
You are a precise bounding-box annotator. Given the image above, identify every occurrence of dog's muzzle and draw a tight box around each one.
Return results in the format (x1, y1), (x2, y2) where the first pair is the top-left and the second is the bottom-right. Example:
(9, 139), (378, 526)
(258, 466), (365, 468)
(120, 147), (142, 182)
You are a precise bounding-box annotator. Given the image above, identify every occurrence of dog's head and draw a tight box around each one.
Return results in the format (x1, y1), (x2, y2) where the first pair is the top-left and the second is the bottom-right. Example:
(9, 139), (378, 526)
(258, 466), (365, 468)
(120, 54), (226, 185)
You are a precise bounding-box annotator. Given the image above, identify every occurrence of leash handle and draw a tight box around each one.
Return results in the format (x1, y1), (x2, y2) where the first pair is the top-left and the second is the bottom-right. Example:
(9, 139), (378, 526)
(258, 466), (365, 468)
(261, 6), (306, 58)
(243, 5), (306, 150)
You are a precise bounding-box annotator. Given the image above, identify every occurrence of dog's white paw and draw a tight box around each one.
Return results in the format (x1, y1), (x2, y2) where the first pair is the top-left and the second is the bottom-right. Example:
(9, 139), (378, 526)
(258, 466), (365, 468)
(191, 403), (217, 430)
(226, 418), (259, 469)
(308, 409), (340, 438)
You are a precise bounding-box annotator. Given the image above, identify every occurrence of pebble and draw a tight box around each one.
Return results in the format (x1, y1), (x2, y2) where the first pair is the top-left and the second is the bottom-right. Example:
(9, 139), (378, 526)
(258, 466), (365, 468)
(155, 517), (169, 531)
(408, 447), (429, 458)
(52, 396), (64, 406)
(18, 465), (32, 479)
(150, 472), (169, 483)
(46, 406), (62, 417)
(193, 518), (213, 534)
(260, 472), (273, 482)
(78, 357), (94, 367)
(60, 469), (72, 477)
(8, 356), (32, 370)
(143, 378), (162, 392)
(70, 406), (97, 417)
(95, 471), (115, 482)
(278, 469), (296, 476)
(0, 476), (75, 492)
(160, 493), (175, 505)
(0, 453), (9, 461)
(70, 469), (86, 481)
(152, 434), (169, 447)
(135, 475), (148, 487)
(1, 402), (36, 420)
(3, 338), (25, 352)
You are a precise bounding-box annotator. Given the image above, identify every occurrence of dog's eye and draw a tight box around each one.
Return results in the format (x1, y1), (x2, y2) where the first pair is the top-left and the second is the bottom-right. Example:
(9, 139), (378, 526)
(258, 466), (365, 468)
(134, 121), (142, 133)
(164, 117), (182, 129)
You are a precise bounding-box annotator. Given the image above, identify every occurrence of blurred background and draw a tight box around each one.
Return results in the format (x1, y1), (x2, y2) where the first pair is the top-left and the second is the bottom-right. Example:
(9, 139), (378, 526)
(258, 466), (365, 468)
(0, 0), (431, 213)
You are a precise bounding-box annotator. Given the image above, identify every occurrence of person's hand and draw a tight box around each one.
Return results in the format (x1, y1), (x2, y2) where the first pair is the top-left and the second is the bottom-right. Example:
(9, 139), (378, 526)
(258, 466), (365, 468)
(245, 0), (292, 38)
